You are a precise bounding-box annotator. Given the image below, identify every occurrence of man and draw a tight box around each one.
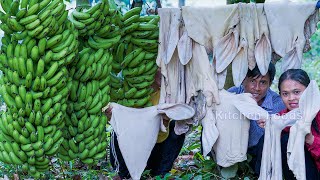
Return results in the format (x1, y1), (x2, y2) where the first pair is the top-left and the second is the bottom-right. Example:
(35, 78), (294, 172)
(228, 63), (285, 176)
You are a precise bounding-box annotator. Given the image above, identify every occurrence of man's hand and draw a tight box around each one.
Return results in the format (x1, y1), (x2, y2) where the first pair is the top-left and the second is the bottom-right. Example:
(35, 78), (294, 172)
(162, 115), (170, 127)
(104, 106), (112, 120)
(305, 133), (314, 145)
(257, 119), (266, 128)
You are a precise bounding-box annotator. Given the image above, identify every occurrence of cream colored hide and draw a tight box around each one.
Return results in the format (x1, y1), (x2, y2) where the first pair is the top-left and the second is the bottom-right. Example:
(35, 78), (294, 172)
(157, 8), (193, 66)
(180, 3), (319, 88)
(232, 3), (258, 86)
(287, 81), (320, 180)
(157, 8), (181, 65)
(157, 8), (208, 135)
(185, 42), (220, 106)
(178, 29), (193, 66)
(264, 1), (318, 72)
(210, 90), (256, 167)
(158, 48), (189, 135)
(254, 4), (272, 76)
(181, 42), (220, 136)
(157, 8), (187, 105)
(182, 5), (240, 89)
(181, 4), (269, 88)
(157, 8), (186, 107)
(109, 103), (195, 180)
(231, 81), (320, 180)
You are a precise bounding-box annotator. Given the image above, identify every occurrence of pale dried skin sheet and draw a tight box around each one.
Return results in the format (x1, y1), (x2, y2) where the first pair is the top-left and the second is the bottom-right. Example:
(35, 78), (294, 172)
(255, 4), (272, 76)
(215, 27), (239, 73)
(232, 53), (248, 87)
(202, 106), (219, 157)
(110, 104), (162, 180)
(287, 81), (320, 180)
(259, 112), (298, 180)
(217, 68), (228, 90)
(159, 49), (185, 104)
(240, 3), (259, 70)
(110, 103), (194, 180)
(159, 48), (187, 135)
(212, 90), (257, 167)
(178, 28), (193, 65)
(182, 6), (240, 74)
(177, 42), (220, 135)
(182, 5), (239, 50)
(264, 2), (318, 72)
(232, 4), (258, 86)
(211, 57), (229, 90)
(157, 8), (181, 65)
(282, 47), (301, 71)
(185, 42), (220, 107)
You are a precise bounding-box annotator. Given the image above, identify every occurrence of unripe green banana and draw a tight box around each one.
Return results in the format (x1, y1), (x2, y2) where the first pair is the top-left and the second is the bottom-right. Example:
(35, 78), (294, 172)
(121, 48), (143, 68)
(30, 45), (39, 61)
(46, 34), (63, 49)
(121, 7), (141, 21)
(28, 25), (44, 37)
(128, 51), (146, 68)
(25, 3), (40, 17)
(123, 14), (140, 26)
(7, 17), (25, 32)
(88, 35), (121, 49)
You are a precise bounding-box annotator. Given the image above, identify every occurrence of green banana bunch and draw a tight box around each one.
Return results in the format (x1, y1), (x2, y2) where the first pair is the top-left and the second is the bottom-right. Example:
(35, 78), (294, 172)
(61, 0), (116, 163)
(70, 0), (115, 37)
(108, 7), (159, 108)
(0, 0), (69, 39)
(0, 0), (78, 177)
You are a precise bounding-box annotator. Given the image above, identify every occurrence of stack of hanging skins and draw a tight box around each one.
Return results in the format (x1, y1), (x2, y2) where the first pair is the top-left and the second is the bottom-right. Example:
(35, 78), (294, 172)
(157, 0), (319, 164)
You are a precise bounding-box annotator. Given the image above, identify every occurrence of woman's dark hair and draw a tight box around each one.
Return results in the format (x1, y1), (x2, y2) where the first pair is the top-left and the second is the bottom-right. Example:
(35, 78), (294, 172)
(246, 63), (276, 83)
(278, 69), (310, 92)
(278, 69), (318, 134)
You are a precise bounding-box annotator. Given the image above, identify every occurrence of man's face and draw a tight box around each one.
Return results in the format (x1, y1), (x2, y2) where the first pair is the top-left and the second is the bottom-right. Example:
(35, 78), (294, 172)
(242, 74), (271, 105)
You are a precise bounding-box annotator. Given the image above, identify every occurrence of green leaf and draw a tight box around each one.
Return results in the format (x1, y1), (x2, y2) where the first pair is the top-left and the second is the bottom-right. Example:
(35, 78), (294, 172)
(182, 174), (193, 180)
(193, 175), (202, 180)
(220, 164), (238, 179)
(187, 143), (200, 151)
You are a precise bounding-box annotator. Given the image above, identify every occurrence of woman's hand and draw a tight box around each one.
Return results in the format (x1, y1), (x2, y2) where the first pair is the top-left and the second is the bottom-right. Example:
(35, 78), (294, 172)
(257, 119), (266, 128)
(305, 133), (314, 145)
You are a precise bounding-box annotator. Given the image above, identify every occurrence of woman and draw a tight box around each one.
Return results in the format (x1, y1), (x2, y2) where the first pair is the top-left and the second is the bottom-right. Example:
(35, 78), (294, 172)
(278, 69), (320, 179)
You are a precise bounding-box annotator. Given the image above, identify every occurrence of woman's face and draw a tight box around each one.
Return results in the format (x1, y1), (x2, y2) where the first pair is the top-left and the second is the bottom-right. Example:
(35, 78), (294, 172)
(280, 79), (307, 111)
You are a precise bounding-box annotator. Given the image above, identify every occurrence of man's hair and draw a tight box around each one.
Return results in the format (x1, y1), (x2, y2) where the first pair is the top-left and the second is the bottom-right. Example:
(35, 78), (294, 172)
(246, 63), (276, 83)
